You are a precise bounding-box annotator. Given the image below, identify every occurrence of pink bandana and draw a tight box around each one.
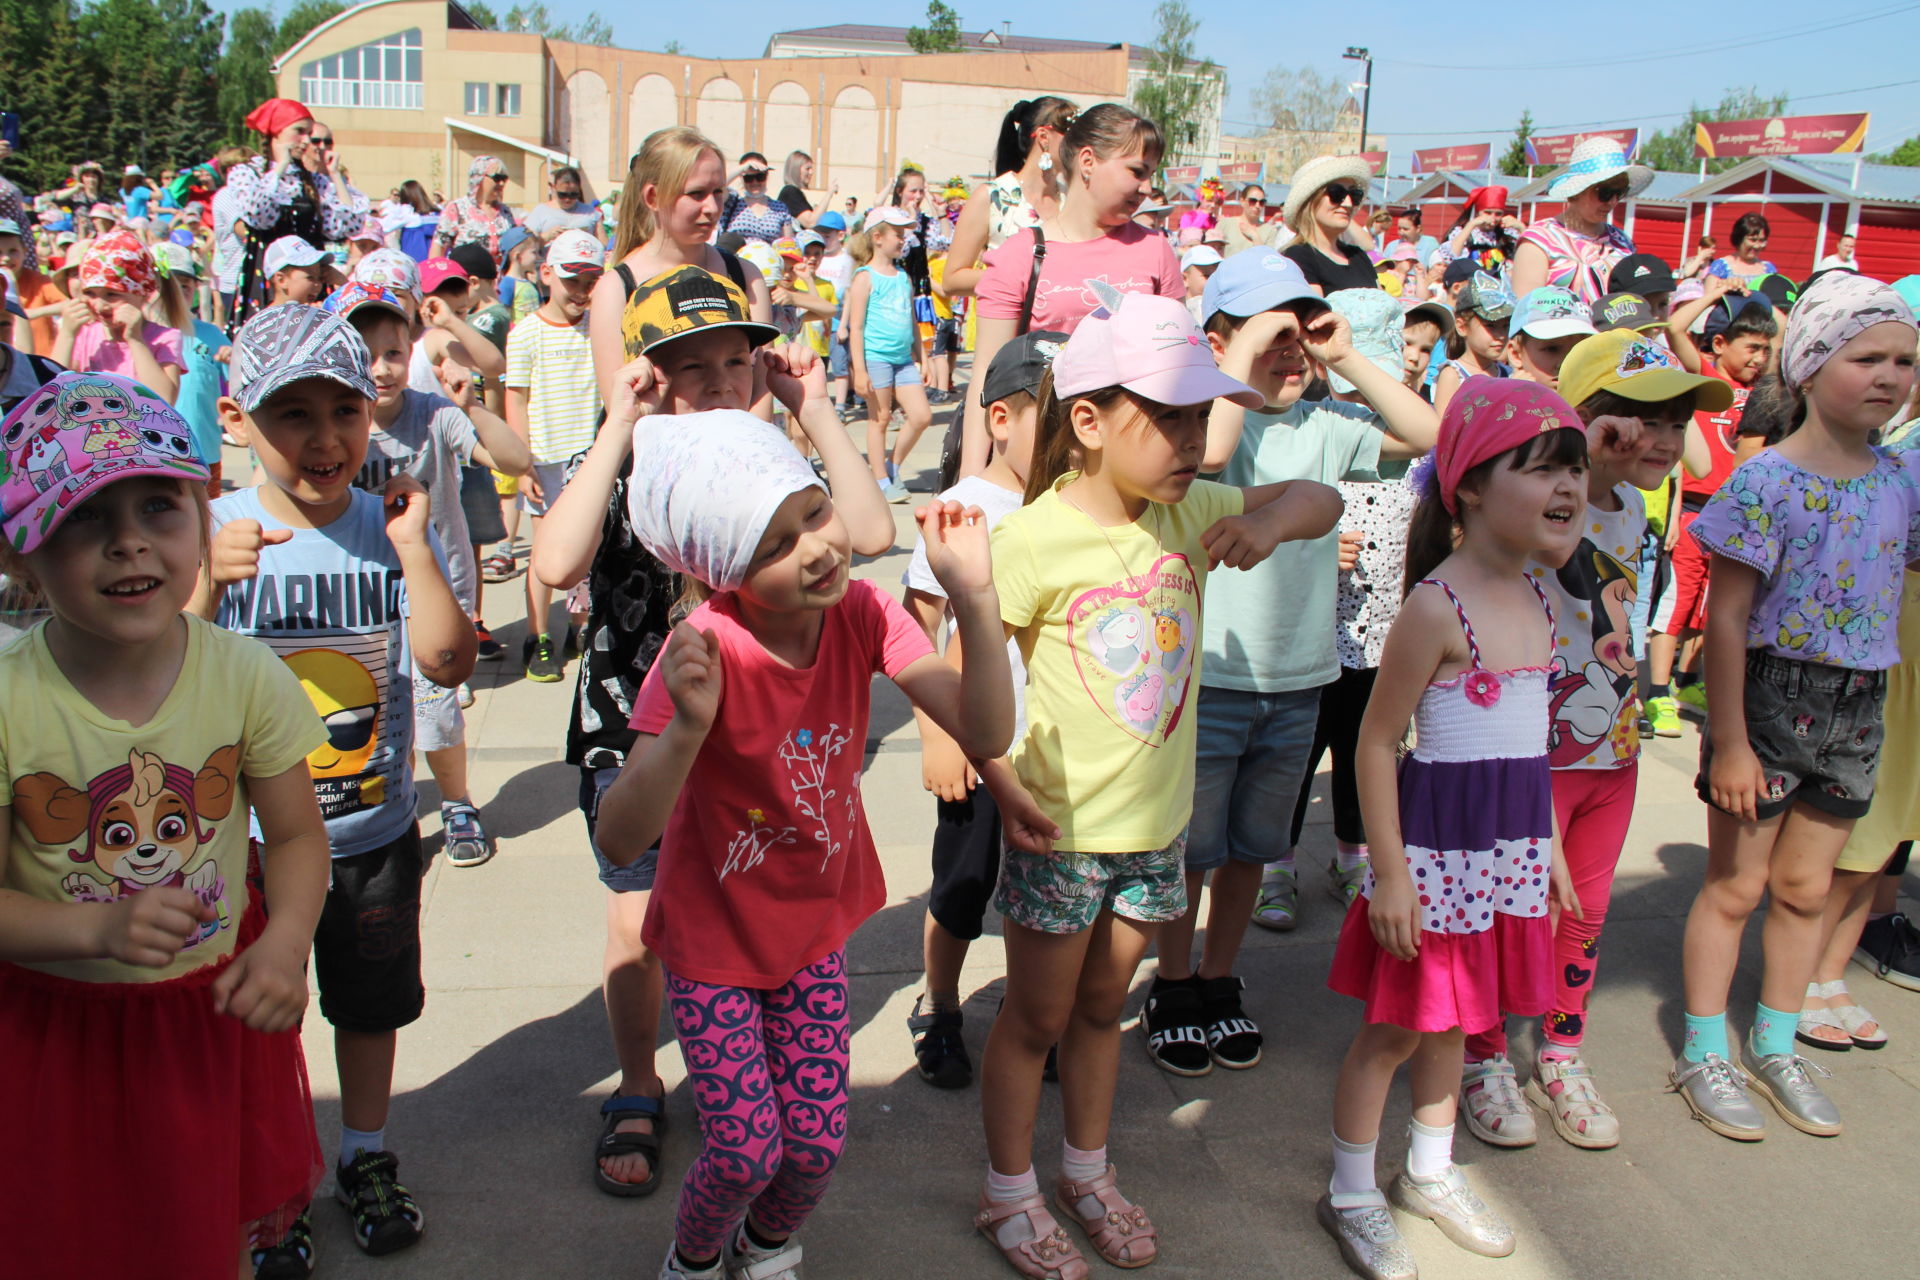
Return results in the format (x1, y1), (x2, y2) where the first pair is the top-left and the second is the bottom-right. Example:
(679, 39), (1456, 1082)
(1437, 377), (1580, 515)
(1781, 271), (1917, 391)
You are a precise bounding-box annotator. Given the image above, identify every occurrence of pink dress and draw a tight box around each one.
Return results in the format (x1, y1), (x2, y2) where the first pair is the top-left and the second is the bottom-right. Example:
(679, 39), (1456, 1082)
(1327, 578), (1557, 1034)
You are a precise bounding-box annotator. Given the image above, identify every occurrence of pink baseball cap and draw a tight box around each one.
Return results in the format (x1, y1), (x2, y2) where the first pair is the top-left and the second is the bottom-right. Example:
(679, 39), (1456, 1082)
(419, 256), (471, 295)
(1052, 292), (1262, 409)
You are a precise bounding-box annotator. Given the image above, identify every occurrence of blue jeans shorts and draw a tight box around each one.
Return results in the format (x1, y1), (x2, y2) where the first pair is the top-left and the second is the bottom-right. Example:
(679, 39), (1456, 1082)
(829, 333), (850, 380)
(580, 765), (658, 892)
(866, 357), (921, 390)
(1186, 684), (1323, 871)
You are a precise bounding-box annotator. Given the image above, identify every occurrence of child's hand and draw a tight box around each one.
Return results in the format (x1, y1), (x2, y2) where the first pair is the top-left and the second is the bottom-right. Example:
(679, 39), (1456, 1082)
(97, 887), (212, 968)
(1548, 856), (1584, 926)
(420, 293), (458, 330)
(1366, 872), (1420, 962)
(210, 934), (309, 1032)
(519, 469), (546, 507)
(1300, 307), (1354, 366)
(1201, 512), (1283, 570)
(916, 501), (994, 597)
(382, 474), (431, 547)
(1227, 306), (1299, 356)
(1337, 529), (1362, 572)
(61, 297), (93, 330)
(984, 773), (1059, 855)
(210, 518), (293, 585)
(1708, 740), (1768, 822)
(440, 362), (476, 410)
(1701, 274), (1742, 302)
(664, 621), (723, 732)
(759, 343), (824, 415)
(108, 300), (144, 340)
(606, 355), (662, 427)
(851, 366), (873, 401)
(921, 734), (977, 802)
(1584, 414), (1645, 469)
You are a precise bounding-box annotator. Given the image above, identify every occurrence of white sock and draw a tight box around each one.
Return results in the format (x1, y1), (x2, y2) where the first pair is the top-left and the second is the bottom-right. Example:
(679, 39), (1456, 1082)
(339, 1124), (385, 1169)
(1335, 843), (1370, 871)
(1406, 1119), (1454, 1180)
(1329, 1130), (1378, 1202)
(985, 1165), (1041, 1248)
(1061, 1140), (1111, 1219)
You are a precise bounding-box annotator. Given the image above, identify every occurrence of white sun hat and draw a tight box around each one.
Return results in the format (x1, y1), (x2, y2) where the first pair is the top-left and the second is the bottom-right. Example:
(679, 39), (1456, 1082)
(1548, 137), (1654, 201)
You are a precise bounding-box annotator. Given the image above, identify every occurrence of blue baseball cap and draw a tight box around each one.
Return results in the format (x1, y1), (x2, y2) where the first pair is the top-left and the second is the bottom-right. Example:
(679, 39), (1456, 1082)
(814, 211), (847, 234)
(1201, 249), (1328, 324)
(497, 225), (531, 258)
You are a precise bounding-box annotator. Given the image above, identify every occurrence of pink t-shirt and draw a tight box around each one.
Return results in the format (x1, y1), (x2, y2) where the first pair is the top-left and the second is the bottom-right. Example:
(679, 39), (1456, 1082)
(71, 320), (185, 380)
(977, 223), (1181, 334)
(630, 579), (934, 988)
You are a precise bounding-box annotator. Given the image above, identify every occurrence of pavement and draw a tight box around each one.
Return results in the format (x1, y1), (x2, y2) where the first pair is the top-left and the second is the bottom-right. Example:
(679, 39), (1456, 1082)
(272, 383), (1920, 1280)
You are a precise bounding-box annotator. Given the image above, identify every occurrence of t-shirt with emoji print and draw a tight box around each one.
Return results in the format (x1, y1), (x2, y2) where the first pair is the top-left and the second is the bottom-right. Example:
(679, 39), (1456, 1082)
(1529, 485), (1647, 770)
(0, 615), (324, 983)
(993, 474), (1244, 854)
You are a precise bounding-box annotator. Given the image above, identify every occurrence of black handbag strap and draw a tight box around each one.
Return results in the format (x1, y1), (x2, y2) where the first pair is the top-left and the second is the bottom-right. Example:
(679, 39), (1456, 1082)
(1018, 226), (1046, 335)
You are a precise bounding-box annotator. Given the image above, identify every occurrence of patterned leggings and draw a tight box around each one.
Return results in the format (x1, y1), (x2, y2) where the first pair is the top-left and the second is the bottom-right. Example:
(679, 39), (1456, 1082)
(667, 951), (851, 1260)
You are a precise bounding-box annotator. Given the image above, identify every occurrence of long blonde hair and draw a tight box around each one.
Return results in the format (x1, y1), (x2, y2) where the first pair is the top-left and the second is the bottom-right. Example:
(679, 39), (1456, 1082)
(612, 126), (724, 260)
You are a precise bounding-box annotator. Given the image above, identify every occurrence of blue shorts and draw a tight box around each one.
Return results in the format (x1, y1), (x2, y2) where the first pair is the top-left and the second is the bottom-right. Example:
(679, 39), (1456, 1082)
(1186, 684), (1322, 871)
(829, 334), (850, 380)
(580, 765), (658, 892)
(866, 357), (921, 390)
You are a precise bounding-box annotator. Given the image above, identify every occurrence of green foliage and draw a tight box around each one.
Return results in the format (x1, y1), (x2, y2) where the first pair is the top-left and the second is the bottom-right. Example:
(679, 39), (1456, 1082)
(275, 0), (345, 52)
(1868, 135), (1920, 166)
(906, 0), (962, 53)
(218, 8), (281, 145)
(662, 38), (684, 55)
(463, 0), (498, 27)
(1640, 86), (1790, 175)
(1130, 0), (1221, 172)
(1, 3), (94, 191)
(502, 2), (613, 44)
(1499, 110), (1534, 177)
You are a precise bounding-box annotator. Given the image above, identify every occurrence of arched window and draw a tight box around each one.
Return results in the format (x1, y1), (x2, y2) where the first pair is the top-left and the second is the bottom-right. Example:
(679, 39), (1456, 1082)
(300, 29), (423, 110)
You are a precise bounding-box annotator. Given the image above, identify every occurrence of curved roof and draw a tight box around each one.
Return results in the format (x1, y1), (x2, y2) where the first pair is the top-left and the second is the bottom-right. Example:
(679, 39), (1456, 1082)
(273, 0), (481, 74)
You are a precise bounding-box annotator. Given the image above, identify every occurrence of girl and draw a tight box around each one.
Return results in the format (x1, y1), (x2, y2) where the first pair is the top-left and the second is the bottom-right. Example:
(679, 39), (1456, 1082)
(1671, 273), (1920, 1141)
(1320, 376), (1586, 1280)
(597, 408), (1012, 1280)
(51, 230), (186, 402)
(151, 242), (231, 496)
(0, 373), (331, 1277)
(1433, 272), (1515, 414)
(1435, 185), (1520, 278)
(844, 208), (932, 501)
(974, 290), (1342, 1279)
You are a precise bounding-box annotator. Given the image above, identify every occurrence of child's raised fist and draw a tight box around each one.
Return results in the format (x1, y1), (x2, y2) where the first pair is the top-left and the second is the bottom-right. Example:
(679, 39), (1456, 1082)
(209, 518), (293, 585)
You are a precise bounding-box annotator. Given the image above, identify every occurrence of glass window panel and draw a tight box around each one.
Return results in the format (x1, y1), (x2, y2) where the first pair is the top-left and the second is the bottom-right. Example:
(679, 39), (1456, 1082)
(406, 49), (421, 80)
(383, 47), (398, 80)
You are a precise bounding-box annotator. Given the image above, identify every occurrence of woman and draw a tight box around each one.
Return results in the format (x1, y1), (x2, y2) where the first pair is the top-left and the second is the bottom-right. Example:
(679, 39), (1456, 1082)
(435, 156), (519, 267)
(1510, 136), (1647, 305)
(1219, 183), (1278, 256)
(1434, 184), (1522, 276)
(880, 167), (937, 298)
(942, 96), (1077, 298)
(387, 178), (441, 260)
(223, 98), (369, 324)
(1706, 213), (1776, 283)
(718, 152), (793, 243)
(51, 163), (106, 215)
(776, 150), (834, 229)
(1280, 154), (1382, 295)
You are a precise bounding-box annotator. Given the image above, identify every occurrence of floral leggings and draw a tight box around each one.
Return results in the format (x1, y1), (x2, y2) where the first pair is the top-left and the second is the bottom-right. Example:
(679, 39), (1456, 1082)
(667, 951), (851, 1259)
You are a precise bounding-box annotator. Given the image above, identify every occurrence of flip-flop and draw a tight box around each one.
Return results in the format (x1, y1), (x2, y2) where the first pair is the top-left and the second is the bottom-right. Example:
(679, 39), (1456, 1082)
(595, 1092), (666, 1197)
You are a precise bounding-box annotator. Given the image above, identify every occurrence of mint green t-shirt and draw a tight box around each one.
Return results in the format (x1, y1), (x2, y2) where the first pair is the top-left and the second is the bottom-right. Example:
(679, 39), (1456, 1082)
(1201, 399), (1385, 692)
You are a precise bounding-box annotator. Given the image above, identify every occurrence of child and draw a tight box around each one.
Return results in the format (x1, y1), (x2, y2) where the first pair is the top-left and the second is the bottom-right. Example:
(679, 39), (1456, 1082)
(1432, 272), (1513, 413)
(974, 291), (1342, 1277)
(1180, 244), (1222, 322)
(263, 236), (340, 307)
(0, 215), (68, 354)
(153, 242), (232, 495)
(776, 232), (838, 365)
(1609, 253), (1676, 321)
(51, 230), (185, 402)
(445, 240), (516, 658)
(506, 230), (605, 681)
(339, 283), (531, 867)
(0, 374), (331, 1279)
(1670, 274), (1920, 1141)
(597, 409), (1007, 1280)
(1457, 331), (1732, 1152)
(1400, 301), (1451, 400)
(1320, 376), (1586, 1279)
(844, 205), (932, 502)
(412, 255), (508, 396)
(1506, 286), (1596, 391)
(194, 304), (477, 1269)
(903, 330), (1067, 1089)
(532, 263), (891, 1199)
(499, 226), (542, 322)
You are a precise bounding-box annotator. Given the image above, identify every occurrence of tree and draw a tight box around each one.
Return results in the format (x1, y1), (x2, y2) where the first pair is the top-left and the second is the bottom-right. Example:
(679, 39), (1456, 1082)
(501, 2), (613, 44)
(906, 0), (962, 53)
(1499, 109), (1535, 177)
(81, 0), (224, 172)
(218, 7), (280, 144)
(1869, 134), (1920, 166)
(1130, 0), (1222, 173)
(275, 0), (346, 54)
(463, 0), (497, 26)
(662, 38), (684, 55)
(1247, 64), (1353, 177)
(1640, 86), (1790, 174)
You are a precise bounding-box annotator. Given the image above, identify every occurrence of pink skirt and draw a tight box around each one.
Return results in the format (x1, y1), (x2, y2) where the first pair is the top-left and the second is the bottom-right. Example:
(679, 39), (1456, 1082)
(1327, 893), (1554, 1034)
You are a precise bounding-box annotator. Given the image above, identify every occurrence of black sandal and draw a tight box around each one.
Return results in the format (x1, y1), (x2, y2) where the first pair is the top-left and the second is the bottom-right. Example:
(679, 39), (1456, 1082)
(595, 1091), (667, 1197)
(908, 996), (973, 1089)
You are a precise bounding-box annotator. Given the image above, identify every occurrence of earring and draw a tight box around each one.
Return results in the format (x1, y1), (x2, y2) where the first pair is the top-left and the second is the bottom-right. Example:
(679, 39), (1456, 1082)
(1038, 153), (1053, 172)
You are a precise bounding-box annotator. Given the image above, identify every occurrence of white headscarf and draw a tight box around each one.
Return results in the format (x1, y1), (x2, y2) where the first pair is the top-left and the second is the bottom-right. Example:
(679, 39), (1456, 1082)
(626, 410), (826, 591)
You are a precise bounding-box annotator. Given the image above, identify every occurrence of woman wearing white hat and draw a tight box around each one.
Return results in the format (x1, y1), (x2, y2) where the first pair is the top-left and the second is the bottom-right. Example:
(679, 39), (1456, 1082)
(1280, 155), (1383, 296)
(1510, 137), (1650, 306)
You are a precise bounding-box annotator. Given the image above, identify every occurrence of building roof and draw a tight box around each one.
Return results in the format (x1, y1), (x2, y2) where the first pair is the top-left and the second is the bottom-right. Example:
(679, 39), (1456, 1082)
(1674, 156), (1920, 207)
(275, 0), (480, 72)
(766, 23), (1143, 62)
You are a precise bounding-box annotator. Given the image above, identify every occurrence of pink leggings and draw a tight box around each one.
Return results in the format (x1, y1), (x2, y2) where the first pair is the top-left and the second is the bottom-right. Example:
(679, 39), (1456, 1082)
(666, 951), (851, 1259)
(1466, 764), (1638, 1057)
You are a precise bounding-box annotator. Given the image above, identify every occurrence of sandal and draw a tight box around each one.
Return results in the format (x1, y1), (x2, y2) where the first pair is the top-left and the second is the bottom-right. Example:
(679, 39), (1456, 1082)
(908, 996), (973, 1089)
(595, 1091), (667, 1197)
(1054, 1164), (1157, 1269)
(1821, 979), (1887, 1050)
(1795, 982), (1853, 1052)
(481, 552), (518, 583)
(975, 1190), (1088, 1280)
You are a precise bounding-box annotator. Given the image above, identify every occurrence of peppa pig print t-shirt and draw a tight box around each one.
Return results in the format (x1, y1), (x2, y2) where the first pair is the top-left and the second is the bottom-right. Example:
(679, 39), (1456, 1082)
(629, 579), (932, 988)
(992, 473), (1243, 854)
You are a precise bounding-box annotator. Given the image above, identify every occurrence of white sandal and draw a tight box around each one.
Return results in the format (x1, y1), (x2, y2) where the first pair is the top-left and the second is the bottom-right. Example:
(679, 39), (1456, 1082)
(1820, 979), (1887, 1050)
(1795, 982), (1853, 1052)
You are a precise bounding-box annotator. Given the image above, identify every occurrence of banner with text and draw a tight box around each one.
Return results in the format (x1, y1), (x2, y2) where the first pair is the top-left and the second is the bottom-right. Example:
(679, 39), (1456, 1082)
(1694, 113), (1869, 158)
(1358, 151), (1389, 174)
(1219, 160), (1265, 186)
(1163, 165), (1202, 185)
(1411, 143), (1491, 174)
(1525, 129), (1639, 166)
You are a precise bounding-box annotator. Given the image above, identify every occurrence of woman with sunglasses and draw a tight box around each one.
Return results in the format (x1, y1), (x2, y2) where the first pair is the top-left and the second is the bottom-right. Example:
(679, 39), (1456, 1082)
(435, 155), (521, 269)
(1220, 183), (1281, 257)
(1280, 155), (1382, 295)
(1510, 137), (1649, 306)
(718, 152), (794, 244)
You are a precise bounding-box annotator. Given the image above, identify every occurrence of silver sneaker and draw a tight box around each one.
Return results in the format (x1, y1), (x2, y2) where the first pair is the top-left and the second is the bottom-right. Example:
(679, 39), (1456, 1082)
(725, 1232), (803, 1280)
(1667, 1052), (1765, 1141)
(1740, 1038), (1841, 1136)
(1316, 1194), (1418, 1280)
(1390, 1166), (1515, 1258)
(659, 1242), (724, 1279)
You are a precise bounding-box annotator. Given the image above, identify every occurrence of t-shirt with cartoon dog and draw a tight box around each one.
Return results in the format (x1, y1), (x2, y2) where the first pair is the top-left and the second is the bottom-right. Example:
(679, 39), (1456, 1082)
(0, 615), (324, 983)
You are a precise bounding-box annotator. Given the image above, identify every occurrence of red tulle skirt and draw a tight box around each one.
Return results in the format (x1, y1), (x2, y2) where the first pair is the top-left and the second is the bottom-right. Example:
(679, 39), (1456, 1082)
(1327, 893), (1555, 1034)
(0, 902), (322, 1278)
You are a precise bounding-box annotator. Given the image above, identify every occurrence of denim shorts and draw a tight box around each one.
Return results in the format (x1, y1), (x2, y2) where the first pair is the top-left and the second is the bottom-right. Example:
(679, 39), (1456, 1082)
(1696, 652), (1887, 821)
(580, 765), (659, 891)
(829, 334), (850, 380)
(412, 672), (465, 752)
(1187, 684), (1323, 870)
(866, 357), (921, 390)
(995, 833), (1188, 935)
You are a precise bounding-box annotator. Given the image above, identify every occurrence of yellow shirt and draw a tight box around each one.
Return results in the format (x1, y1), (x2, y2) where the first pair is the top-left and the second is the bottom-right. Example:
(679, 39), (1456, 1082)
(1640, 470), (1674, 536)
(992, 474), (1244, 852)
(929, 255), (955, 321)
(0, 615), (325, 983)
(787, 276), (837, 358)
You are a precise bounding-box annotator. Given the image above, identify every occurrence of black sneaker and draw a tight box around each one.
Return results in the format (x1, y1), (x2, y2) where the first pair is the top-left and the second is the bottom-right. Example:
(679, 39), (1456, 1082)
(1142, 976), (1212, 1076)
(251, 1206), (315, 1279)
(907, 996), (972, 1089)
(1856, 912), (1920, 992)
(1200, 974), (1263, 1069)
(474, 620), (503, 660)
(563, 623), (583, 660)
(335, 1150), (423, 1256)
(525, 633), (563, 683)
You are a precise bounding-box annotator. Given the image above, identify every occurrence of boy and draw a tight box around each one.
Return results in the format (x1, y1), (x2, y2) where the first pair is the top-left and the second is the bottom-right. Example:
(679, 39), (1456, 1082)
(1507, 286), (1597, 390)
(814, 211), (857, 415)
(263, 235), (339, 307)
(498, 226), (541, 323)
(340, 283), (531, 867)
(528, 263), (889, 1198)
(903, 331), (1066, 1089)
(1591, 292), (1666, 337)
(505, 228), (604, 681)
(193, 304), (476, 1273)
(1141, 251), (1438, 1077)
(0, 216), (68, 354)
(1400, 300), (1451, 396)
(345, 216), (384, 269)
(447, 240), (517, 658)
(1180, 245), (1222, 322)
(1608, 253), (1676, 320)
(414, 256), (507, 392)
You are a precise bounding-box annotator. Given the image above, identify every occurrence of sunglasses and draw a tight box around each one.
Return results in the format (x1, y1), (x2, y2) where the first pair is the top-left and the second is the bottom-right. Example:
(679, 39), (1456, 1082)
(486, 172), (508, 181)
(311, 136), (335, 147)
(1591, 183), (1630, 202)
(1322, 183), (1365, 207)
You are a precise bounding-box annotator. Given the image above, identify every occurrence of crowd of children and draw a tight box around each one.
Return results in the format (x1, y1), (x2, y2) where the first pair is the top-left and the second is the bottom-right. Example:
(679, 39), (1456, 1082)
(4, 104), (1920, 1280)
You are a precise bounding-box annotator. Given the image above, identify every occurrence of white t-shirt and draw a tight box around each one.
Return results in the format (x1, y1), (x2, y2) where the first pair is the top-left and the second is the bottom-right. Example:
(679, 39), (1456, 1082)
(902, 474), (1028, 739)
(817, 251), (855, 313)
(1814, 254), (1857, 272)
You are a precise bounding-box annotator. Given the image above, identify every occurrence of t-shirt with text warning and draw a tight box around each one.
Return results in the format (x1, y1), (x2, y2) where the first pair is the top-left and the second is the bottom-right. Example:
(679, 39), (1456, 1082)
(629, 579), (933, 989)
(992, 475), (1244, 853)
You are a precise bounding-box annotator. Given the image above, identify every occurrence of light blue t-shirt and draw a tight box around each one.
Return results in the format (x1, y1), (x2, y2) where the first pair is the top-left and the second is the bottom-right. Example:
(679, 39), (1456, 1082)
(176, 319), (228, 464)
(211, 487), (446, 857)
(125, 185), (153, 221)
(1201, 399), (1385, 692)
(856, 265), (913, 365)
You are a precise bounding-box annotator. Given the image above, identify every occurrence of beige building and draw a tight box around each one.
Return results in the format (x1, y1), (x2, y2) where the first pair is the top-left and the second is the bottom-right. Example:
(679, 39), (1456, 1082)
(273, 0), (1141, 207)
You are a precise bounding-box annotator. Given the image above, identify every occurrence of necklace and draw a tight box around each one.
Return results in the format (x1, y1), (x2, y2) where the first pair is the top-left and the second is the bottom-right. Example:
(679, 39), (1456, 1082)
(1060, 479), (1174, 610)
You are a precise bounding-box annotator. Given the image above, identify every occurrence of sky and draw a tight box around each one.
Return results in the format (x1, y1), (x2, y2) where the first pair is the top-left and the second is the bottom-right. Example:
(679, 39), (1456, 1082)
(238, 0), (1920, 163)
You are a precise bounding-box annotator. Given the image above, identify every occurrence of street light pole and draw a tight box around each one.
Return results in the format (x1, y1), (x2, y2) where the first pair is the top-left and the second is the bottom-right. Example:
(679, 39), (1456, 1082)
(1343, 46), (1372, 154)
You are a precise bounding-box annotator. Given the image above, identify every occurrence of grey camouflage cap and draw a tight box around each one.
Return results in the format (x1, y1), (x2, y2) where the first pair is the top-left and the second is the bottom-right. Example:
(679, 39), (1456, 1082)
(230, 303), (376, 413)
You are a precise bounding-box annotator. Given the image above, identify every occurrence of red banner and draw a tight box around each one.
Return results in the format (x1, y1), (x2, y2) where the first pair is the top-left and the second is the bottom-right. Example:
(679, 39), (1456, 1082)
(1358, 151), (1388, 173)
(1218, 160), (1265, 185)
(1163, 164), (1202, 184)
(1411, 143), (1491, 174)
(1694, 113), (1869, 158)
(1525, 128), (1638, 167)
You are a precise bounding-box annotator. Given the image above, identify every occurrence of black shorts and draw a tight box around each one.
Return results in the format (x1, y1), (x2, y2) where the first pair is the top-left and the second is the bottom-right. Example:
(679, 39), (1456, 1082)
(459, 463), (508, 545)
(931, 318), (962, 356)
(1890, 842), (1912, 877)
(313, 824), (427, 1034)
(929, 784), (1002, 941)
(1696, 653), (1887, 822)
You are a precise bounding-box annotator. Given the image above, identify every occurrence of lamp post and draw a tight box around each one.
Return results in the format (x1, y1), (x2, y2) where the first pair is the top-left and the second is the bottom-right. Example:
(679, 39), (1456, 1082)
(1343, 46), (1372, 154)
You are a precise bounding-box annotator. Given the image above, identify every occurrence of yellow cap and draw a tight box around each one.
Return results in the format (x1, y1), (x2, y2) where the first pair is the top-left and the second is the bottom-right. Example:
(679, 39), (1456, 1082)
(1556, 330), (1734, 414)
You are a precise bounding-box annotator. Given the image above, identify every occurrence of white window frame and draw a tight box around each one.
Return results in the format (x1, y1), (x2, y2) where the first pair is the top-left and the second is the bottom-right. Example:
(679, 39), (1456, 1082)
(299, 28), (424, 111)
(464, 82), (490, 115)
(495, 84), (521, 117)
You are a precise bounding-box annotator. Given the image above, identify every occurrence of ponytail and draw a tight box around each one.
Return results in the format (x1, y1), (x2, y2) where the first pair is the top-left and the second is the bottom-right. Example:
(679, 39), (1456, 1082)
(1024, 370), (1127, 504)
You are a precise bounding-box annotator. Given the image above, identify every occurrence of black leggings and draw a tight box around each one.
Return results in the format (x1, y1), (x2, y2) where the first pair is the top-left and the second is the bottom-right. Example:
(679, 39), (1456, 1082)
(1289, 665), (1377, 848)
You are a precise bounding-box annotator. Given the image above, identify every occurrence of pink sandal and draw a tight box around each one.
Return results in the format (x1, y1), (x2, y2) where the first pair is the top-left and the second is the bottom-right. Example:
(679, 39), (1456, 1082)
(975, 1191), (1089, 1280)
(1054, 1165), (1158, 1268)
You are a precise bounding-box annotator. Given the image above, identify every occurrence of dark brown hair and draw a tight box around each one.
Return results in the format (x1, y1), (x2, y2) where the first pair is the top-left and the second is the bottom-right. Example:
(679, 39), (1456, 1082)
(1573, 387), (1696, 423)
(1403, 428), (1589, 594)
(1059, 103), (1164, 176)
(1024, 368), (1129, 504)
